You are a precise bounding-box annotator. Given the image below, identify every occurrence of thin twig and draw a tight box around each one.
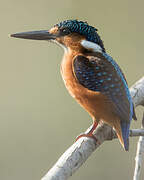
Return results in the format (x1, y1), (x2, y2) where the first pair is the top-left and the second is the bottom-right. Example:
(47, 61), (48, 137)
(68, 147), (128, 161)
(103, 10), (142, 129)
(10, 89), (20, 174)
(41, 76), (144, 180)
(133, 113), (144, 180)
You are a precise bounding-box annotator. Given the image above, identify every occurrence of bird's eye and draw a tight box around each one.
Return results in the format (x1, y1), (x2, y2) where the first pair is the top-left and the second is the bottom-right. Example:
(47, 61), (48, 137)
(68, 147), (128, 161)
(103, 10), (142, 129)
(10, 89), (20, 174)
(60, 28), (71, 35)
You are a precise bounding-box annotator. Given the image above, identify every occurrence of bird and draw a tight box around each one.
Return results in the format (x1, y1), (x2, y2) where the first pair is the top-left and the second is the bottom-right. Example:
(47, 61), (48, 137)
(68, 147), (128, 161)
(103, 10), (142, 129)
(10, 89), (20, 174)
(11, 19), (137, 151)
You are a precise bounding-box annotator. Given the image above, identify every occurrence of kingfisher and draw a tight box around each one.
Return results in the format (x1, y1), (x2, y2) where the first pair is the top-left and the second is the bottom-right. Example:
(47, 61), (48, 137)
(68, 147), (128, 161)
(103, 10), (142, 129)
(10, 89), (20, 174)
(11, 20), (137, 151)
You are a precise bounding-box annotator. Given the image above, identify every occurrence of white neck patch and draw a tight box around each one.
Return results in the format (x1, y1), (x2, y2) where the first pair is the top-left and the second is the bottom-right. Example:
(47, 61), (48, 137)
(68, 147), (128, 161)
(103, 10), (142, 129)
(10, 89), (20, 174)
(81, 40), (102, 53)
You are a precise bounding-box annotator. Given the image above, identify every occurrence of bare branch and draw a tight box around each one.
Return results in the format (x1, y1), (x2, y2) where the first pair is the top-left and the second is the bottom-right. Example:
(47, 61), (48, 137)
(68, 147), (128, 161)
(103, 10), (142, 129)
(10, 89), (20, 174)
(41, 76), (144, 180)
(130, 76), (144, 107)
(133, 113), (144, 180)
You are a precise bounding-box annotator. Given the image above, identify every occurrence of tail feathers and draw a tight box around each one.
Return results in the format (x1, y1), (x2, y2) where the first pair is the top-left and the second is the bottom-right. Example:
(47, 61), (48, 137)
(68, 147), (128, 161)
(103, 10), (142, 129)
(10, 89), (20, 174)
(113, 120), (130, 151)
(120, 122), (130, 151)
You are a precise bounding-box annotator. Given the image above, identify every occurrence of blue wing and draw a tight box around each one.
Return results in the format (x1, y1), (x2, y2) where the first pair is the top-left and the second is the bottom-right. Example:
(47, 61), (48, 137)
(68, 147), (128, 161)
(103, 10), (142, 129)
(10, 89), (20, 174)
(73, 53), (136, 150)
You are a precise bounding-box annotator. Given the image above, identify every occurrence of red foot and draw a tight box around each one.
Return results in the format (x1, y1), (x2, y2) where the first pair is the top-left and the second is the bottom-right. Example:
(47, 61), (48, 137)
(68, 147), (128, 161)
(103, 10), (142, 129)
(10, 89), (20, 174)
(75, 121), (100, 144)
(76, 133), (99, 143)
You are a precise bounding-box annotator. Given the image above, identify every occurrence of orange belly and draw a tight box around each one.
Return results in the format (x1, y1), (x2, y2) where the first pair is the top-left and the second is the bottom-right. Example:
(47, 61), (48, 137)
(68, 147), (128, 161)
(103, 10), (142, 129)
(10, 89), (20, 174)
(61, 51), (117, 123)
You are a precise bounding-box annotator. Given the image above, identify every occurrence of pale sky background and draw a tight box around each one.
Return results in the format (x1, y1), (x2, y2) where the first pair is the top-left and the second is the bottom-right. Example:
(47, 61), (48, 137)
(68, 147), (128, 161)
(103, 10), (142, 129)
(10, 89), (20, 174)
(0, 0), (144, 180)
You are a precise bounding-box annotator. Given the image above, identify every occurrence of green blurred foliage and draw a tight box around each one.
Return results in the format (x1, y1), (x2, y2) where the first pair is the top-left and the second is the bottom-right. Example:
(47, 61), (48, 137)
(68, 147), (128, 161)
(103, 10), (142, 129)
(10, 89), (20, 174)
(0, 0), (143, 179)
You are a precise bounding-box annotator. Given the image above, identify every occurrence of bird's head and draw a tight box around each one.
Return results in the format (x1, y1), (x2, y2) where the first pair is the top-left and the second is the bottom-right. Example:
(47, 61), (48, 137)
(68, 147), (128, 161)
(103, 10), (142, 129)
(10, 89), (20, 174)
(11, 20), (105, 53)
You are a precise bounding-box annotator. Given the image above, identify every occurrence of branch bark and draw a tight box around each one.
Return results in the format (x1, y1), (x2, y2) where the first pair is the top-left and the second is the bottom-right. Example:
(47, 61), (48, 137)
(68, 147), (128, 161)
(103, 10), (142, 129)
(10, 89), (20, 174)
(41, 76), (144, 180)
(133, 113), (144, 180)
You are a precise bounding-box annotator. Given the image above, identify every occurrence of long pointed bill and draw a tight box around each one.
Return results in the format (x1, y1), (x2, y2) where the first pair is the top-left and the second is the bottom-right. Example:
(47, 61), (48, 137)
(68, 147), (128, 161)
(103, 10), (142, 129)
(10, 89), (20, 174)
(11, 30), (56, 40)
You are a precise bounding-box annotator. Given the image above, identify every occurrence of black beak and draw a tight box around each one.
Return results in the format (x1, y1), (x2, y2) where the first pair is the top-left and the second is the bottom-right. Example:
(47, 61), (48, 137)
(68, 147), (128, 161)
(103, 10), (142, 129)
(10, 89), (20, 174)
(11, 30), (56, 40)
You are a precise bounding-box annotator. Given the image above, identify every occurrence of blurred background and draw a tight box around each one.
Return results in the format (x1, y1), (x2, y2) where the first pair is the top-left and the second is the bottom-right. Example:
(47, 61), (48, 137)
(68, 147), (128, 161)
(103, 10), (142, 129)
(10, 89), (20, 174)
(0, 0), (144, 180)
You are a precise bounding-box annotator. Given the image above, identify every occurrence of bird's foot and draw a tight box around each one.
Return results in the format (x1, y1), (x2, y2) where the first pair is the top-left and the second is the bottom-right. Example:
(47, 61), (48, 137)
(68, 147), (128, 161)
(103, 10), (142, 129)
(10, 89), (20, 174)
(75, 132), (100, 144)
(75, 121), (100, 144)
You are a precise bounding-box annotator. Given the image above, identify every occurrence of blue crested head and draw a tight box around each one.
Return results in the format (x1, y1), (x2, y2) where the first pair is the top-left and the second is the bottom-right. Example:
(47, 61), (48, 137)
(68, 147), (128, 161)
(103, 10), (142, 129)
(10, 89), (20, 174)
(55, 20), (105, 52)
(11, 19), (105, 52)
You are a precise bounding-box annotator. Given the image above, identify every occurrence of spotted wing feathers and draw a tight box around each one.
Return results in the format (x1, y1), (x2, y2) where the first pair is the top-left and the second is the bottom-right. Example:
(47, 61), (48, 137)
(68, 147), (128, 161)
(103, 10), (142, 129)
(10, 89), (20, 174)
(73, 55), (132, 123)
